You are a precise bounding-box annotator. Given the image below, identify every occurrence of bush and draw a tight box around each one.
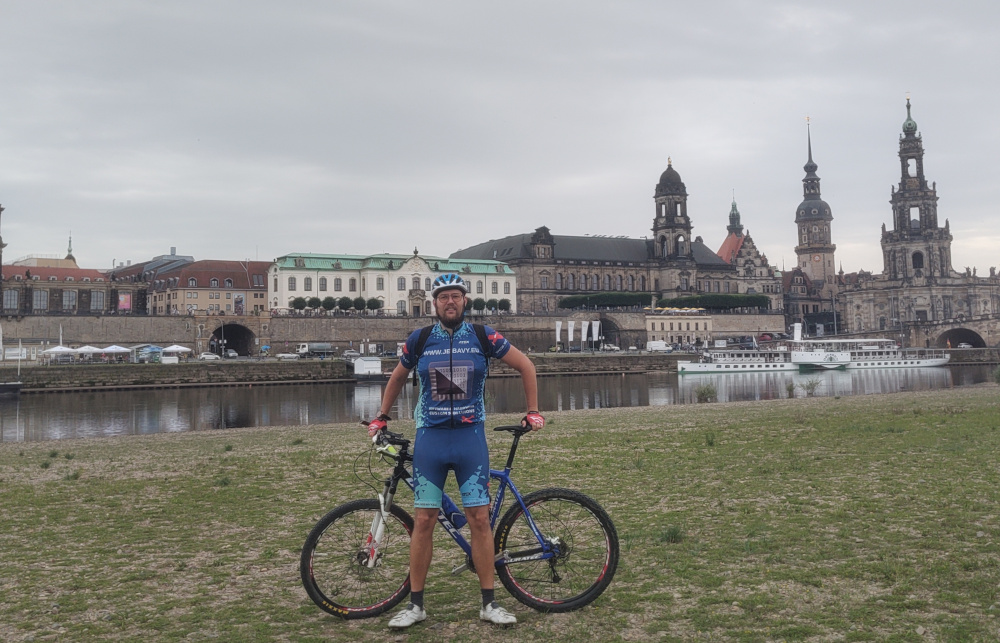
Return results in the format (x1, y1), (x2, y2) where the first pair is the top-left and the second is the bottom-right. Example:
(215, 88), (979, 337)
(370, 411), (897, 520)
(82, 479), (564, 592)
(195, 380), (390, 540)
(337, 297), (353, 311)
(993, 366), (1000, 385)
(558, 292), (652, 309)
(366, 298), (383, 312)
(352, 297), (366, 312)
(498, 299), (511, 312)
(306, 297), (322, 310)
(694, 383), (717, 403)
(321, 297), (337, 311)
(290, 297), (307, 310)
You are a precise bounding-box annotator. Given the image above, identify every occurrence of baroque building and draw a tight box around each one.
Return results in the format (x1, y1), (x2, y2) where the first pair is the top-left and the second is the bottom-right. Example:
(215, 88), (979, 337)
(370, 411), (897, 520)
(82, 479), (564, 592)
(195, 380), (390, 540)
(450, 160), (782, 314)
(839, 99), (1000, 335)
(269, 250), (516, 316)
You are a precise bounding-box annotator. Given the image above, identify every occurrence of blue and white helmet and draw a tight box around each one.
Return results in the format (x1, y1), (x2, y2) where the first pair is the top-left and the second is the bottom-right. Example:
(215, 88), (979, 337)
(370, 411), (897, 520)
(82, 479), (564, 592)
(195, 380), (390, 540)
(430, 273), (469, 298)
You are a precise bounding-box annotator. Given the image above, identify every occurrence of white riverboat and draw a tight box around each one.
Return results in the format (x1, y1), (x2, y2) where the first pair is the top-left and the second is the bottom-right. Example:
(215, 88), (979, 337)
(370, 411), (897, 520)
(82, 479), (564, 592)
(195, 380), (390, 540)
(790, 337), (950, 370)
(677, 347), (797, 374)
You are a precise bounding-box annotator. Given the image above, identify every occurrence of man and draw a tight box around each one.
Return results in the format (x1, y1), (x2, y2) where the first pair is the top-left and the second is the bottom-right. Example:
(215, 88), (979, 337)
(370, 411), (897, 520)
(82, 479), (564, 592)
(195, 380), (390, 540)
(366, 273), (544, 629)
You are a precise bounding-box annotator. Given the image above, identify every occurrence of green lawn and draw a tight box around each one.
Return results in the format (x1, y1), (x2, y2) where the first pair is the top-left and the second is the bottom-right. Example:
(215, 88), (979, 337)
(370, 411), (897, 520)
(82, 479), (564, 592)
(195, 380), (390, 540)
(1, 385), (999, 642)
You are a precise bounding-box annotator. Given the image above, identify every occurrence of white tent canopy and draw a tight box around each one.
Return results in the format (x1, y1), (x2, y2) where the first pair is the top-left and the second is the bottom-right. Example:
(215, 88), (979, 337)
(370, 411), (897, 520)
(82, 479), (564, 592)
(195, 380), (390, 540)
(42, 346), (77, 355)
(74, 345), (103, 354)
(162, 345), (193, 353)
(101, 345), (132, 354)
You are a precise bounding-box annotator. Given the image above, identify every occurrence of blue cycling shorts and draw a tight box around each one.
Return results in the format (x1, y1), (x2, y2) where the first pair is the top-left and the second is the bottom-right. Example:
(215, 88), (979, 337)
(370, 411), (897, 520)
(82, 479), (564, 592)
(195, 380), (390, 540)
(412, 426), (490, 509)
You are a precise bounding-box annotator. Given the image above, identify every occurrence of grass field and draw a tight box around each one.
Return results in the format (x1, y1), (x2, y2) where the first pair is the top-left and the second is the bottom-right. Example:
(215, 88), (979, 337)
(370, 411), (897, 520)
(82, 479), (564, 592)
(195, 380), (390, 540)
(2, 385), (999, 642)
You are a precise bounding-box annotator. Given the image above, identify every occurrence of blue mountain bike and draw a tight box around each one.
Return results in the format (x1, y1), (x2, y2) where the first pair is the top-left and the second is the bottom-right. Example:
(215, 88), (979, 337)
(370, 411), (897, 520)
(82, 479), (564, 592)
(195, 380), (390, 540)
(300, 425), (619, 618)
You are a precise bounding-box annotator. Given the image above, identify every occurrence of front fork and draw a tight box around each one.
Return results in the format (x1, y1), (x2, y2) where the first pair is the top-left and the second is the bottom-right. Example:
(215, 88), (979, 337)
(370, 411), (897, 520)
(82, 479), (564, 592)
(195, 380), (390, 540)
(362, 477), (403, 568)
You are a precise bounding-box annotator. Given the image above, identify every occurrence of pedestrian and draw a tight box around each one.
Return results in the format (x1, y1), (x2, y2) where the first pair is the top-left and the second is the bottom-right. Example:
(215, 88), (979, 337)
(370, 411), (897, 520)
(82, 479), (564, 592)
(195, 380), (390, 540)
(366, 273), (543, 629)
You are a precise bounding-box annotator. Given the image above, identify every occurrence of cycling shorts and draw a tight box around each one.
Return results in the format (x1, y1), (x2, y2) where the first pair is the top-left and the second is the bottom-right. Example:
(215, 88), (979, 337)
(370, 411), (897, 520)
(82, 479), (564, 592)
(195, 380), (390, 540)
(412, 425), (490, 509)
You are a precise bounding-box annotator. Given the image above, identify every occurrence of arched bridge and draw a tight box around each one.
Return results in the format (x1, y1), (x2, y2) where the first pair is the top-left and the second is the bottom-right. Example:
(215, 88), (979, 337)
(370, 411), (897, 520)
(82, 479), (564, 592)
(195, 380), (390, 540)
(904, 314), (1000, 348)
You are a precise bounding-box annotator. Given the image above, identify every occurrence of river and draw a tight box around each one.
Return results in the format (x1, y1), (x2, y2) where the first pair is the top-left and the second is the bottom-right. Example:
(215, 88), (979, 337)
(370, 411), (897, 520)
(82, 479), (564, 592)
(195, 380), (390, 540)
(1, 364), (994, 442)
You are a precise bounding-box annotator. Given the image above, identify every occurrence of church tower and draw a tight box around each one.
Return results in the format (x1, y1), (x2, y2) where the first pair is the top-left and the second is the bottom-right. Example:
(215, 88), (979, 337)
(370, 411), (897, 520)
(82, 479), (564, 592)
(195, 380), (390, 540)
(794, 124), (837, 297)
(652, 158), (694, 262)
(881, 98), (954, 282)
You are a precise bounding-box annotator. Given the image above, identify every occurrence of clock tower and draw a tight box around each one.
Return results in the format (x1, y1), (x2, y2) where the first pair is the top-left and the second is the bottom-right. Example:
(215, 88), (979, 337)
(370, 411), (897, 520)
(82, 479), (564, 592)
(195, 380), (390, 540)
(794, 124), (837, 298)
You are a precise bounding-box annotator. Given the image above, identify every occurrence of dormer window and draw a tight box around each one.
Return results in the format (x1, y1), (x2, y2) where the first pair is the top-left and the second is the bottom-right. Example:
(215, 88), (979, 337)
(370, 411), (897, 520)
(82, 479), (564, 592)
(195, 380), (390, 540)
(188, 278), (198, 287)
(82, 277), (91, 282)
(224, 278), (233, 288)
(66, 276), (75, 282)
(14, 275), (21, 281)
(49, 276), (57, 281)
(210, 278), (219, 288)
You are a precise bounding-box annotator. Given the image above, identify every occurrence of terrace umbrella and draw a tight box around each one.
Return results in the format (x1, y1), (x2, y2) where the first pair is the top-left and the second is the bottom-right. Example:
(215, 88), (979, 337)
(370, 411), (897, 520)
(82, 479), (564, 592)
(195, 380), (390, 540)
(101, 345), (132, 354)
(74, 345), (103, 354)
(162, 345), (193, 353)
(42, 345), (78, 354)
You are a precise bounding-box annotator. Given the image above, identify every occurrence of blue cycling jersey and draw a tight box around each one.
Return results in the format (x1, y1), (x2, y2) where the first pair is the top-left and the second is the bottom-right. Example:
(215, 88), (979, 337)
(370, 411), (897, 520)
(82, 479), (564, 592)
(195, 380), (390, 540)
(399, 322), (511, 430)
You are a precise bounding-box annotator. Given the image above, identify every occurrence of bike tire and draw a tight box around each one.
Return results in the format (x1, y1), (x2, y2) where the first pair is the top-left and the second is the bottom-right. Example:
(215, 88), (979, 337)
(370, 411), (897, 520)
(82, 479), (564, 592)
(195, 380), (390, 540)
(300, 498), (413, 619)
(494, 487), (619, 612)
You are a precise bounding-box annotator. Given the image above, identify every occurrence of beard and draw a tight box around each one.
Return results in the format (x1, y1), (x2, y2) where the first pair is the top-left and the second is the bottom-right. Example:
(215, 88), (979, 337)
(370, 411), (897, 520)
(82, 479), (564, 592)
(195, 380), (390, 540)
(435, 298), (467, 329)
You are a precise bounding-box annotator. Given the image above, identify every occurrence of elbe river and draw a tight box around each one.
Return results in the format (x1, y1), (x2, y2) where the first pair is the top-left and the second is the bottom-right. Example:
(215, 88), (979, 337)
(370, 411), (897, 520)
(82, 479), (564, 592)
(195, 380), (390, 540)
(1, 364), (994, 442)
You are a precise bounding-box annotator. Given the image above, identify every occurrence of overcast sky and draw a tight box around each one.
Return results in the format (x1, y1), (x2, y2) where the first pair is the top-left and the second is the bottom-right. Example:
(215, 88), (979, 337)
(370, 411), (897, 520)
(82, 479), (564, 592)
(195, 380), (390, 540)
(1, 1), (997, 276)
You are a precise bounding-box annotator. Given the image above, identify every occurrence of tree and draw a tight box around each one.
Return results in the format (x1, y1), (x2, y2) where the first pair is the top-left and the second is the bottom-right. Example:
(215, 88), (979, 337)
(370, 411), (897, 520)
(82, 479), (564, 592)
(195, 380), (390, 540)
(498, 298), (511, 312)
(485, 298), (499, 311)
(353, 296), (366, 312)
(337, 296), (353, 312)
(366, 298), (383, 312)
(558, 292), (651, 309)
(472, 298), (486, 313)
(307, 297), (322, 310)
(321, 296), (337, 311)
(655, 293), (770, 310)
(291, 297), (307, 311)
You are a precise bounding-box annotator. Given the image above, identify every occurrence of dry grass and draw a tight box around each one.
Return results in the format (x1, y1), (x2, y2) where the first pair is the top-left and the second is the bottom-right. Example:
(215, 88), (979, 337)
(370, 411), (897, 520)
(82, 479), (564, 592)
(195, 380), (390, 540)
(1, 385), (999, 641)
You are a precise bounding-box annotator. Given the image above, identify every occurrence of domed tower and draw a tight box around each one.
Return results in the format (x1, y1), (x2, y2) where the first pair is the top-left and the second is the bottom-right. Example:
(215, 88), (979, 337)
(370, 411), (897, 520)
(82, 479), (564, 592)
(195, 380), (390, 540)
(881, 98), (952, 281)
(652, 158), (693, 261)
(794, 124), (836, 296)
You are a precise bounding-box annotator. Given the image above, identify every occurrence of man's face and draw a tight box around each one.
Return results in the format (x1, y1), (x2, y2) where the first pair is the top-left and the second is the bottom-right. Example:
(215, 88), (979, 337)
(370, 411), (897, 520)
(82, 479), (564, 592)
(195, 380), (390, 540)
(433, 289), (466, 324)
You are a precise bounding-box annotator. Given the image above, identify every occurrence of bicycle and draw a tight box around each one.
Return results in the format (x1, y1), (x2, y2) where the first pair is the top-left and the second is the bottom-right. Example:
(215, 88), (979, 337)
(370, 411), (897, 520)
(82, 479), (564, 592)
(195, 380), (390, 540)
(300, 424), (619, 619)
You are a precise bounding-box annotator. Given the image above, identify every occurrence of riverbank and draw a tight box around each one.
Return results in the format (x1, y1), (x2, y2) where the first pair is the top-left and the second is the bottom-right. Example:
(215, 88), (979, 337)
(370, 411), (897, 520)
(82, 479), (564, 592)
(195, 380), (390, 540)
(2, 386), (998, 641)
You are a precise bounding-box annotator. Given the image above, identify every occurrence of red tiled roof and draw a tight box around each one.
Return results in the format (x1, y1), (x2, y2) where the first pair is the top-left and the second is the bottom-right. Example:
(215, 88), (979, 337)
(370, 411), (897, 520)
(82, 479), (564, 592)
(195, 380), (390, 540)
(716, 233), (744, 264)
(1, 265), (107, 282)
(151, 260), (271, 291)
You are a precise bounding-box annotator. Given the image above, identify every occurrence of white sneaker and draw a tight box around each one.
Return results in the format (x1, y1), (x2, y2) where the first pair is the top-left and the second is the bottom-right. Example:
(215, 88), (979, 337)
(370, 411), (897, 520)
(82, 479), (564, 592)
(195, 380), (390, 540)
(479, 601), (516, 625)
(388, 603), (426, 629)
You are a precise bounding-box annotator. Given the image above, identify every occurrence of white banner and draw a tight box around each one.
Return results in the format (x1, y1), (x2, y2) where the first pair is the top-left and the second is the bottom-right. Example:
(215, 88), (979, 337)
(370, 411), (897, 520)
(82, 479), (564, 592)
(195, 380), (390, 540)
(567, 320), (575, 343)
(555, 321), (562, 343)
(591, 321), (601, 343)
(580, 321), (590, 346)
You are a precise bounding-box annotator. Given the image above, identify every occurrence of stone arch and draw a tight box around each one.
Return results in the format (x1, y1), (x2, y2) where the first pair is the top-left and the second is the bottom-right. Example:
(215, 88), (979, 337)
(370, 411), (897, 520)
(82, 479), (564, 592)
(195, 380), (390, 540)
(935, 328), (986, 348)
(210, 323), (257, 357)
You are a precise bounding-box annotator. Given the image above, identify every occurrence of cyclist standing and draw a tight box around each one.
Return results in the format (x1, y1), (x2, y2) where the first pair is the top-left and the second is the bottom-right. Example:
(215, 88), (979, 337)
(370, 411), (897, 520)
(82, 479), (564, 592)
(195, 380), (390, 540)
(366, 273), (544, 628)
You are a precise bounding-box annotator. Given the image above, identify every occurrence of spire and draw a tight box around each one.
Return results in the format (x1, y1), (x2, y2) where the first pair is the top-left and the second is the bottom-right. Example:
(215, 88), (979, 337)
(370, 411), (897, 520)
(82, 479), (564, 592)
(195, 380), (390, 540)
(803, 119), (818, 176)
(727, 198), (743, 235)
(801, 120), (822, 199)
(902, 95), (918, 136)
(65, 233), (75, 261)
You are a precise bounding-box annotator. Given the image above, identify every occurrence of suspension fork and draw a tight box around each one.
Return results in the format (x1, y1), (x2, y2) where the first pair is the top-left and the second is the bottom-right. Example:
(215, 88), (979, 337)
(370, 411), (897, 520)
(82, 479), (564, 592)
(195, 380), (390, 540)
(364, 467), (409, 569)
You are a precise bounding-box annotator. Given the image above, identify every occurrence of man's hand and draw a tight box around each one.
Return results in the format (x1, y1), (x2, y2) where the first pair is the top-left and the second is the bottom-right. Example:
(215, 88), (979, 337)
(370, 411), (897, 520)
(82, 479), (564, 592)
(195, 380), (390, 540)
(366, 414), (390, 437)
(522, 411), (545, 431)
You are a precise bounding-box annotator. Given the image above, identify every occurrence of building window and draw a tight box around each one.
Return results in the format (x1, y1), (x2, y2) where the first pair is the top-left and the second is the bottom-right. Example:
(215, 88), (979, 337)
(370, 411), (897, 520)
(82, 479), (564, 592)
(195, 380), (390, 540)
(397, 300), (406, 314)
(412, 277), (420, 290)
(91, 291), (105, 311)
(63, 290), (78, 310)
(555, 273), (563, 289)
(540, 276), (549, 289)
(724, 281), (731, 293)
(425, 278), (431, 291)
(362, 278), (366, 291)
(335, 278), (342, 291)
(349, 278), (357, 292)
(33, 290), (49, 311)
(377, 277), (384, 290)
(504, 282), (510, 294)
(188, 278), (197, 287)
(616, 275), (622, 291)
(273, 278), (278, 291)
(304, 277), (312, 291)
(491, 282), (498, 294)
(397, 277), (406, 290)
(288, 277), (296, 291)
(627, 275), (634, 291)
(224, 278), (233, 288)
(603, 275), (610, 290)
(912, 251), (924, 269)
(477, 281), (483, 294)
(319, 277), (327, 291)
(210, 278), (219, 287)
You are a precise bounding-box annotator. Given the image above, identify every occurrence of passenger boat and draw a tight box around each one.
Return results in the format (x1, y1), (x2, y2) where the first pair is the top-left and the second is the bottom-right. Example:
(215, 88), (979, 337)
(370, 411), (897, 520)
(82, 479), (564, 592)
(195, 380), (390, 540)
(790, 338), (950, 370)
(677, 347), (797, 374)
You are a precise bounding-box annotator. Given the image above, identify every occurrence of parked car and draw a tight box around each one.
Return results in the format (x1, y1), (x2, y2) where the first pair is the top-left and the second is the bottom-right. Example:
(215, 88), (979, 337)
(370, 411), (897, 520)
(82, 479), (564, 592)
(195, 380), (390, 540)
(342, 350), (361, 362)
(198, 352), (221, 360)
(600, 344), (620, 352)
(276, 352), (300, 360)
(224, 349), (239, 359)
(957, 342), (972, 349)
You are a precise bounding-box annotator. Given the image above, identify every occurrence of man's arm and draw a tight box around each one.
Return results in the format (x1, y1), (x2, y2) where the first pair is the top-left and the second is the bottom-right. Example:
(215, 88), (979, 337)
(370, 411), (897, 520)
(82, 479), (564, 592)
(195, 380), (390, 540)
(499, 346), (539, 421)
(376, 361), (412, 418)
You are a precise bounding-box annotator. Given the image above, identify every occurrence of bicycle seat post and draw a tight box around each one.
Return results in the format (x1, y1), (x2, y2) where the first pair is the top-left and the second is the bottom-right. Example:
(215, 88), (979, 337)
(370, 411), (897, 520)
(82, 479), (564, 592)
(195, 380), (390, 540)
(504, 431), (523, 471)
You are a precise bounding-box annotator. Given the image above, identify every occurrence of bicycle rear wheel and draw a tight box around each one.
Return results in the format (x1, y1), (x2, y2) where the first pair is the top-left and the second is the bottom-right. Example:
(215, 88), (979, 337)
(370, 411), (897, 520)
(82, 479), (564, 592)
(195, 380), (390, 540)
(300, 498), (413, 619)
(494, 487), (619, 612)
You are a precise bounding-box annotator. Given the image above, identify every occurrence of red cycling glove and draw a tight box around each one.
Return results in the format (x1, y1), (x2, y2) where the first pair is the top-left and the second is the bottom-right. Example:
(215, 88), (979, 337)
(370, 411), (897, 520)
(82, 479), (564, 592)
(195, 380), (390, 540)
(366, 414), (390, 437)
(522, 411), (545, 430)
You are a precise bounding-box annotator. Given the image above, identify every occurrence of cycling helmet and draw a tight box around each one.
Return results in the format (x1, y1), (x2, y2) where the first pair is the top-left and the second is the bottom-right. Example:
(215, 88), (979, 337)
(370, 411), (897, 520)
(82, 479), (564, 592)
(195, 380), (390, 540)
(430, 273), (469, 298)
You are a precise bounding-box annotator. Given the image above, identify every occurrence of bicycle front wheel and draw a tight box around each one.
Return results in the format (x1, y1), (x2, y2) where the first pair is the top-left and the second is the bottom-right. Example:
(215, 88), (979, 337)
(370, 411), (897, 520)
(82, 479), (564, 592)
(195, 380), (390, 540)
(494, 488), (619, 612)
(300, 498), (413, 619)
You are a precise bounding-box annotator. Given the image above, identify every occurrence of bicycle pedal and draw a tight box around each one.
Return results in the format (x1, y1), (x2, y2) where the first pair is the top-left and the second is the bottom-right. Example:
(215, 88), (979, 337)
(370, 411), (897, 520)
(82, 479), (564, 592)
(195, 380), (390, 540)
(451, 563), (468, 575)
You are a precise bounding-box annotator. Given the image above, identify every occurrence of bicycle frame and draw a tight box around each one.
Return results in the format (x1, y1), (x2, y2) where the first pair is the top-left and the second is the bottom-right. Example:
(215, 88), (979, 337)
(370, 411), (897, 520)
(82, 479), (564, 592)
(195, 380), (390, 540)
(363, 427), (557, 574)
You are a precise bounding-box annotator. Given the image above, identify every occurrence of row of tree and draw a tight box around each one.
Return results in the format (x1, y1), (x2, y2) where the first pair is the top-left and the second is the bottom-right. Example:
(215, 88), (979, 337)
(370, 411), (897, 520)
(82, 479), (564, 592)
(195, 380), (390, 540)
(287, 297), (514, 313)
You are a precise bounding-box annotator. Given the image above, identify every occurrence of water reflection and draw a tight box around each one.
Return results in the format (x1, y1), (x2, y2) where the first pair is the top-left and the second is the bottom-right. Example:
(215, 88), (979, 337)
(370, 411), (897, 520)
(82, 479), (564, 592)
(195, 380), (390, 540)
(1, 365), (992, 443)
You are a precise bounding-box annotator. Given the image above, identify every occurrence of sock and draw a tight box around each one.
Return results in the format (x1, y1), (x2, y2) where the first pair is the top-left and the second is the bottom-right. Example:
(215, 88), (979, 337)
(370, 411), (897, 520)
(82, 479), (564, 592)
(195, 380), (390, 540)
(410, 589), (424, 610)
(481, 588), (495, 608)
